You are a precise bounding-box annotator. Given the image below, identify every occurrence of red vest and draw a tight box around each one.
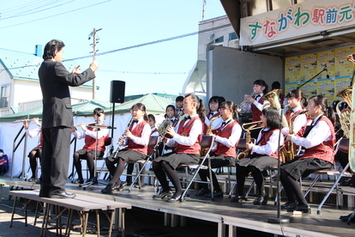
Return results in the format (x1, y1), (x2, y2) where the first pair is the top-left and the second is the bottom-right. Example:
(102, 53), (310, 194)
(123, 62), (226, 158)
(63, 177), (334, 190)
(257, 129), (280, 160)
(299, 116), (335, 164)
(127, 121), (148, 155)
(215, 120), (239, 157)
(175, 117), (202, 154)
(207, 112), (220, 120)
(38, 133), (43, 148)
(251, 97), (264, 122)
(83, 123), (107, 152)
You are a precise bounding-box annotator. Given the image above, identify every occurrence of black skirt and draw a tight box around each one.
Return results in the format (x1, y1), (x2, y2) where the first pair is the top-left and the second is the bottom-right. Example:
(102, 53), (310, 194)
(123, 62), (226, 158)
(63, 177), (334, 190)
(280, 157), (332, 180)
(238, 155), (279, 171)
(154, 153), (200, 169)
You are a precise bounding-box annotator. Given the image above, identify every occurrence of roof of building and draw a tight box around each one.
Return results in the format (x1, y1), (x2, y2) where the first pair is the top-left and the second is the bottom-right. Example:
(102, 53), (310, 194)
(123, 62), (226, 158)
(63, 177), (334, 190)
(0, 48), (91, 87)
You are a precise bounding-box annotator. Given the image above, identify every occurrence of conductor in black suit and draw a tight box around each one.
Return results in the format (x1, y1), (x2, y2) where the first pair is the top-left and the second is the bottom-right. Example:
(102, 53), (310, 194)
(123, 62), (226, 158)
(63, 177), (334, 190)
(38, 39), (99, 198)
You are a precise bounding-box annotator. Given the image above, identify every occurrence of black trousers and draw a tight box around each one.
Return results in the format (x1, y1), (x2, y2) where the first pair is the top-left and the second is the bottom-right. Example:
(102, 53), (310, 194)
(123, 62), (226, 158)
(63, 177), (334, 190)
(40, 127), (71, 194)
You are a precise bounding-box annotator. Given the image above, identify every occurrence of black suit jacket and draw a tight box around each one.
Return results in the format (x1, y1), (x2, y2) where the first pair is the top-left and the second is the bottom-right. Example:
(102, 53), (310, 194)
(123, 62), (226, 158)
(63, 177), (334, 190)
(39, 59), (95, 129)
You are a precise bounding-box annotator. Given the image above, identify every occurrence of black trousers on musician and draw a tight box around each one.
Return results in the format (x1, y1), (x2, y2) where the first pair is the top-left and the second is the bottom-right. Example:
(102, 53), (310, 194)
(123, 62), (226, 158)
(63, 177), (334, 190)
(40, 127), (71, 196)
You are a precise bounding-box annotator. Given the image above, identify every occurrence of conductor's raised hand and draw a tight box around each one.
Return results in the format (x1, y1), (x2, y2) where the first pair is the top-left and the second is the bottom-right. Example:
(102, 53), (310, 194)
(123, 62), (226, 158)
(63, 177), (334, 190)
(72, 65), (81, 75)
(90, 60), (99, 72)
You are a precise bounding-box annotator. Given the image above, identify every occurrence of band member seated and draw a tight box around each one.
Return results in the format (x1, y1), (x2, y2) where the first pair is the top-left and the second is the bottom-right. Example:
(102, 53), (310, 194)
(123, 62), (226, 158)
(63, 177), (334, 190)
(23, 118), (43, 182)
(204, 95), (225, 132)
(152, 94), (205, 202)
(125, 113), (159, 188)
(281, 89), (308, 161)
(101, 103), (150, 194)
(195, 101), (241, 198)
(280, 95), (335, 214)
(72, 108), (109, 184)
(242, 79), (270, 138)
(231, 107), (284, 205)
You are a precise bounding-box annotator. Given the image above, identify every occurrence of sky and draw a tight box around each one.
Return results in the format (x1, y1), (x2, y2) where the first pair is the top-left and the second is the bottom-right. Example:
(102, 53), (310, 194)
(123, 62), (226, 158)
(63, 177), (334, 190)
(0, 0), (226, 101)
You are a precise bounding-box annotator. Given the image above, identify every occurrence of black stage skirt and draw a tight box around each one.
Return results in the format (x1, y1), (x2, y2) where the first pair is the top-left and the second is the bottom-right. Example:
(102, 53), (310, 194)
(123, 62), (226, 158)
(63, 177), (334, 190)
(108, 149), (146, 163)
(280, 157), (332, 180)
(201, 154), (235, 168)
(238, 155), (279, 171)
(76, 149), (104, 158)
(154, 153), (200, 170)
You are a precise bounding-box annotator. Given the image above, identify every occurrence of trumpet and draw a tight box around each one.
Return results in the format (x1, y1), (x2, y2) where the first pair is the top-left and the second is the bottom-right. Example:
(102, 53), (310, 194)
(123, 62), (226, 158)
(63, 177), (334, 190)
(237, 91), (256, 112)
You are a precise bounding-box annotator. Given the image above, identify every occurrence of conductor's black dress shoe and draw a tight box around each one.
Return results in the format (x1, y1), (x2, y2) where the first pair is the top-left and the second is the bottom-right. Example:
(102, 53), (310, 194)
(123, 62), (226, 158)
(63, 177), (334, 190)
(49, 190), (76, 199)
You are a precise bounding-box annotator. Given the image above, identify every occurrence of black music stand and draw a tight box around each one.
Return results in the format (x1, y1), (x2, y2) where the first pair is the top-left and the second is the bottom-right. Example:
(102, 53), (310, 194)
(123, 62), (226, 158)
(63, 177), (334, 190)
(80, 124), (115, 190)
(268, 108), (290, 224)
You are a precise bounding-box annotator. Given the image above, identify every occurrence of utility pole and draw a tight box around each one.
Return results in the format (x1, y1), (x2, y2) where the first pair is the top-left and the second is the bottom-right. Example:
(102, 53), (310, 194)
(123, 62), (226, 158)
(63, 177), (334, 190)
(88, 28), (102, 99)
(202, 0), (206, 21)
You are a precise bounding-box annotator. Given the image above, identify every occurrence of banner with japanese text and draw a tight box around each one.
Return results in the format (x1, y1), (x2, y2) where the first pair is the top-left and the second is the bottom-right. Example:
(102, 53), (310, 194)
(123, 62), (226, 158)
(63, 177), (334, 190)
(240, 0), (355, 46)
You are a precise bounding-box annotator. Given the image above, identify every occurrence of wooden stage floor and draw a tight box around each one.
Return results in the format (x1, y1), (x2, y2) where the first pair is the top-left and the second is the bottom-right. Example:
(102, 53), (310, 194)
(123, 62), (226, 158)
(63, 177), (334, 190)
(1, 177), (355, 237)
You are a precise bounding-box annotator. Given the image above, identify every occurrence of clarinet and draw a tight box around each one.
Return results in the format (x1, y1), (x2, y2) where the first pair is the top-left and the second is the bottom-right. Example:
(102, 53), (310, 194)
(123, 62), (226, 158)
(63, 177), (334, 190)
(107, 118), (133, 162)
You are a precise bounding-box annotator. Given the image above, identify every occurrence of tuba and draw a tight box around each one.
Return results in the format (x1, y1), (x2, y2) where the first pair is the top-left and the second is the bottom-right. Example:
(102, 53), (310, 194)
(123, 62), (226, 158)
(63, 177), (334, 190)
(237, 121), (263, 160)
(336, 87), (352, 138)
(262, 89), (288, 128)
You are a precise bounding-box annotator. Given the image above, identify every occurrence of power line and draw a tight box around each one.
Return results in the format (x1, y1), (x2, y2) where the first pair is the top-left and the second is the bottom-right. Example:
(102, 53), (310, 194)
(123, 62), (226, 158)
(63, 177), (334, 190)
(0, 23), (231, 73)
(65, 23), (231, 62)
(0, 0), (112, 29)
(0, 0), (74, 21)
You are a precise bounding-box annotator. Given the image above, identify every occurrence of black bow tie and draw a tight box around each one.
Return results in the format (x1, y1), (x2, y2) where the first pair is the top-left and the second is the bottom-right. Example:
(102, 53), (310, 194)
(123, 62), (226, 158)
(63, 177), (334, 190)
(132, 119), (138, 124)
(184, 116), (191, 121)
(222, 120), (230, 126)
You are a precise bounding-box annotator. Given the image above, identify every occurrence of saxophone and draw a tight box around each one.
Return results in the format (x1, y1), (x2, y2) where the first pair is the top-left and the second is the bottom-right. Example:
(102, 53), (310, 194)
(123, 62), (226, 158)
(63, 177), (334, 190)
(237, 121), (261, 160)
(283, 110), (308, 162)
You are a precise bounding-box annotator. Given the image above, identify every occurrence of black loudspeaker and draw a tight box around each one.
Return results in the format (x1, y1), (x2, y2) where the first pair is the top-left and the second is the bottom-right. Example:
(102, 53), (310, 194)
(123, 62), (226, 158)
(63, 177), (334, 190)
(110, 80), (125, 103)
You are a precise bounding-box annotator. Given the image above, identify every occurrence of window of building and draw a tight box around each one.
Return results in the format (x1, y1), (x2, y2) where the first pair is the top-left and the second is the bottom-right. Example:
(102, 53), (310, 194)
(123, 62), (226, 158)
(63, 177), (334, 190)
(229, 32), (238, 41)
(0, 85), (10, 108)
(214, 36), (224, 44)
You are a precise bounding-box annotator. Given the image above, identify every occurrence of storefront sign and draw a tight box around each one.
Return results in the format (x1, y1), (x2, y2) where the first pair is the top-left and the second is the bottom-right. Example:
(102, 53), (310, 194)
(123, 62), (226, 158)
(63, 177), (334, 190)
(240, 0), (355, 46)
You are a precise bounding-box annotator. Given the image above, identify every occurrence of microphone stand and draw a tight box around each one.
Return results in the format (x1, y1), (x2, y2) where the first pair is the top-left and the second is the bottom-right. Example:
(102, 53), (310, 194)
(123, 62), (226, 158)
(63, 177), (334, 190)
(268, 107), (290, 224)
(297, 67), (327, 90)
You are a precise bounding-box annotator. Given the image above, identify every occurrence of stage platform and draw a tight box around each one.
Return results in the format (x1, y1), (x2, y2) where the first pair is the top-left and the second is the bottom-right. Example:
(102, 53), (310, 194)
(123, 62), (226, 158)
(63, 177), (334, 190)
(1, 177), (355, 237)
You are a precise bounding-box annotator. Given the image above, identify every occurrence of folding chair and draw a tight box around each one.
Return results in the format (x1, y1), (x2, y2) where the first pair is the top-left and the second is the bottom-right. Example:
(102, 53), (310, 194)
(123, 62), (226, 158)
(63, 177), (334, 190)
(81, 136), (112, 190)
(228, 138), (255, 198)
(128, 136), (159, 192)
(304, 138), (350, 214)
(180, 135), (215, 201)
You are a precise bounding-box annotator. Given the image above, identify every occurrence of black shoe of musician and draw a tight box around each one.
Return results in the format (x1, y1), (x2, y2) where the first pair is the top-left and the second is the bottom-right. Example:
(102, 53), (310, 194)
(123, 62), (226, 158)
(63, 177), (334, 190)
(166, 192), (183, 202)
(230, 195), (246, 202)
(287, 204), (311, 213)
(253, 195), (268, 205)
(73, 178), (84, 184)
(101, 185), (114, 194)
(195, 187), (210, 196)
(281, 201), (297, 210)
(49, 190), (76, 199)
(152, 190), (173, 200)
